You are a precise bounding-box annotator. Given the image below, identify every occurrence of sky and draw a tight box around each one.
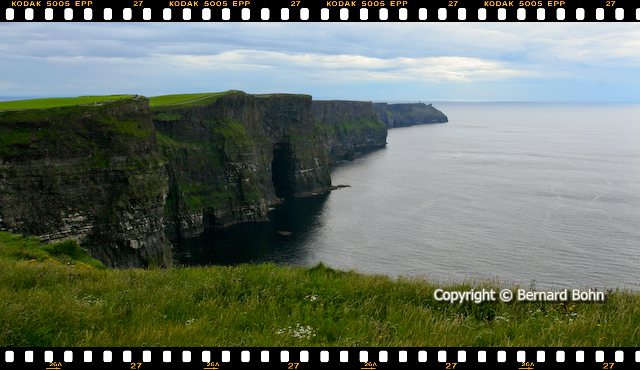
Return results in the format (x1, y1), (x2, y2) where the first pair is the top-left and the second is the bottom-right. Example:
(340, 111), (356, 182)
(0, 23), (639, 102)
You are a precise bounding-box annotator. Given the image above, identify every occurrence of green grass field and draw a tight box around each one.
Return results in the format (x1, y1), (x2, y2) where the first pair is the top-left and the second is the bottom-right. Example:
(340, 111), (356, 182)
(0, 92), (304, 111)
(0, 232), (638, 347)
(0, 95), (133, 111)
(149, 91), (241, 108)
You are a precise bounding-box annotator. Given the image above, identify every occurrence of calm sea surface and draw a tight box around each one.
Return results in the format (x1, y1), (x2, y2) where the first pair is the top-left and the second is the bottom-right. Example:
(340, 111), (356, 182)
(174, 103), (640, 290)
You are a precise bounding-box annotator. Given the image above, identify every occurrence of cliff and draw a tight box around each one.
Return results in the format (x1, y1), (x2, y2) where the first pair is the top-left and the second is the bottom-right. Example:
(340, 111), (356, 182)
(0, 92), (402, 267)
(374, 102), (448, 128)
(152, 91), (332, 239)
(0, 96), (171, 268)
(312, 100), (387, 162)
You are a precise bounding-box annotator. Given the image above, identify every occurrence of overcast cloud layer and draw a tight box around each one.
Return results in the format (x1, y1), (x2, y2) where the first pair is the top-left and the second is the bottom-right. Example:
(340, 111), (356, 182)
(0, 23), (638, 102)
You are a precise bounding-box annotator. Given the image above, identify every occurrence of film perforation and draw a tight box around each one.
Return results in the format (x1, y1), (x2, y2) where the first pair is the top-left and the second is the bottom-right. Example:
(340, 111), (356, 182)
(0, 0), (638, 21)
(279, 8), (289, 20)
(557, 7), (565, 19)
(360, 7), (368, 20)
(458, 350), (467, 362)
(478, 7), (487, 20)
(379, 7), (388, 20)
(221, 8), (231, 20)
(5, 348), (640, 368)
(557, 350), (566, 362)
(398, 8), (406, 20)
(201, 8), (210, 19)
(497, 7), (506, 19)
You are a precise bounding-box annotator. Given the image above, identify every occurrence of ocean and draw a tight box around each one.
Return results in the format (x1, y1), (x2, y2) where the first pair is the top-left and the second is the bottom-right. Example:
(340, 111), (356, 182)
(174, 102), (640, 290)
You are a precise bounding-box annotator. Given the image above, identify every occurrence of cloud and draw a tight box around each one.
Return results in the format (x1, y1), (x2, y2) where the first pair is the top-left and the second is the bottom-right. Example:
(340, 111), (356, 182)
(0, 23), (638, 101)
(2, 23), (640, 67)
(163, 50), (534, 83)
(550, 31), (640, 67)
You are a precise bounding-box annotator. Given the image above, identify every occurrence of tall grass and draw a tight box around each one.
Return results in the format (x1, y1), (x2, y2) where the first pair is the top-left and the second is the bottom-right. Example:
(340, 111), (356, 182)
(0, 232), (638, 346)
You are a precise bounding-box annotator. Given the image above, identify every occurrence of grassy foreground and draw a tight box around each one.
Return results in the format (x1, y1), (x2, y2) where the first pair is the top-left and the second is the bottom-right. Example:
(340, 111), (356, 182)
(1, 232), (638, 347)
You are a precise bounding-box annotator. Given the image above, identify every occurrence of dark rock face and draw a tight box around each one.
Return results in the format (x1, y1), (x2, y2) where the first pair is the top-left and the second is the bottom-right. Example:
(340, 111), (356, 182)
(0, 97), (171, 267)
(374, 102), (448, 128)
(0, 92), (422, 267)
(312, 100), (387, 162)
(153, 92), (332, 239)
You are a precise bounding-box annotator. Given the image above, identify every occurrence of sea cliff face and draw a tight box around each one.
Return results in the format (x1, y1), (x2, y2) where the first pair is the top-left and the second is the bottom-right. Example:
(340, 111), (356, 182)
(0, 97), (171, 267)
(0, 92), (400, 267)
(313, 100), (387, 162)
(374, 102), (448, 128)
(153, 92), (332, 239)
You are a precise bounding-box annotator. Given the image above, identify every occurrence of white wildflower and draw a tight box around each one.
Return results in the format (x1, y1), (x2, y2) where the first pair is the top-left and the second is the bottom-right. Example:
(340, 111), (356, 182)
(80, 294), (101, 305)
(276, 323), (317, 339)
(185, 318), (198, 325)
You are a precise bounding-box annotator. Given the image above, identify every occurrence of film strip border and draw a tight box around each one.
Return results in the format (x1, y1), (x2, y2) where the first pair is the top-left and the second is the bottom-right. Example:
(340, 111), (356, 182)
(0, 0), (639, 21)
(1, 348), (640, 369)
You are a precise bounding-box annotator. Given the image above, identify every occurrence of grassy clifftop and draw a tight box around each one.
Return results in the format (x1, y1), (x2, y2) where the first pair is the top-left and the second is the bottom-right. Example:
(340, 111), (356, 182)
(1, 232), (638, 347)
(0, 95), (133, 111)
(149, 91), (244, 108)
